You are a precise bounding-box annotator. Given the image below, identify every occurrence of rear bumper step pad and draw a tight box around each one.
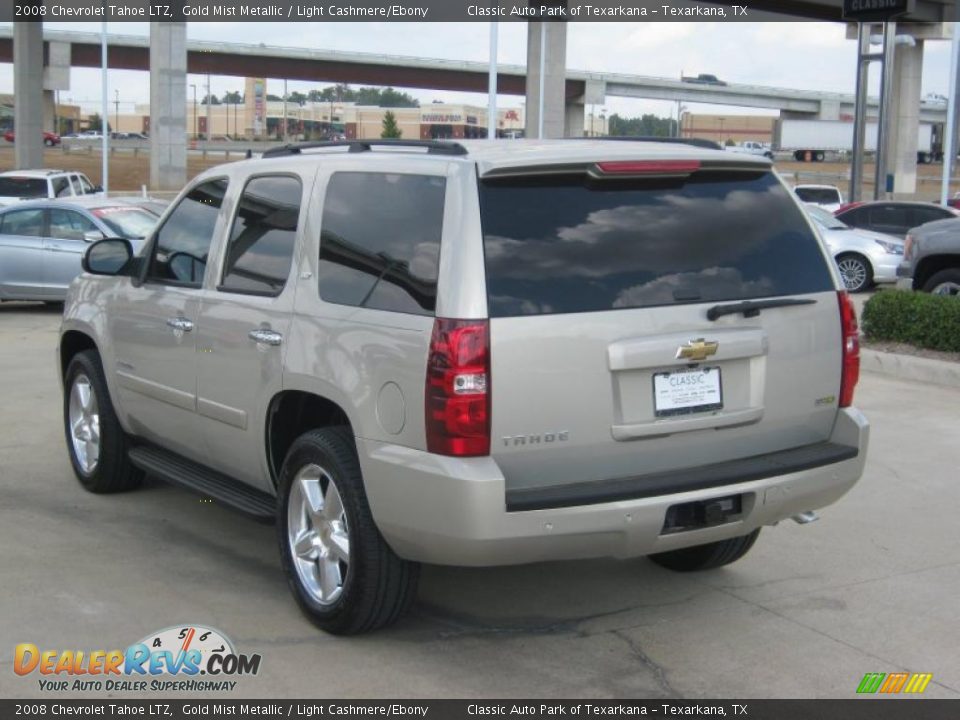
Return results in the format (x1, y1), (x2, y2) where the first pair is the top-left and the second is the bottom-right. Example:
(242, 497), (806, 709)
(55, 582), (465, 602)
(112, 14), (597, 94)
(505, 442), (859, 512)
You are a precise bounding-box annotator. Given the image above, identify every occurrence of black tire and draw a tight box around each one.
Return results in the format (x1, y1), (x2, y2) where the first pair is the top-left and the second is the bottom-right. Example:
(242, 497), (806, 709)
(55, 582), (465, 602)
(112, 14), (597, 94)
(922, 268), (960, 297)
(815, 151), (825, 162)
(277, 427), (419, 635)
(648, 529), (760, 572)
(836, 253), (873, 293)
(63, 350), (143, 493)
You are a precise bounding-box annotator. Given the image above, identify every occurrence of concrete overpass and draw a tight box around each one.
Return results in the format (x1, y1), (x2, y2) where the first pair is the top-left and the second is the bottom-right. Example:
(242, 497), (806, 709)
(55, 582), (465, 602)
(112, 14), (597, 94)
(0, 27), (949, 124)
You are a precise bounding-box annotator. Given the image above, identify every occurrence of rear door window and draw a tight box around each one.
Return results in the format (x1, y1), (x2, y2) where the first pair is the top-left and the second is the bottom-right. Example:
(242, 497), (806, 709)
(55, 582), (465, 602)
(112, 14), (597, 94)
(867, 205), (909, 232)
(479, 171), (834, 317)
(0, 209), (44, 236)
(51, 177), (72, 198)
(317, 171), (445, 316)
(910, 206), (951, 227)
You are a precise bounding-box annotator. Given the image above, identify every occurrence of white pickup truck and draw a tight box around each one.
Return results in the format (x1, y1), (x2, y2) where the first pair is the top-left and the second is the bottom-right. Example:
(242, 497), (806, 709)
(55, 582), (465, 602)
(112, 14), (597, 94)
(725, 141), (774, 159)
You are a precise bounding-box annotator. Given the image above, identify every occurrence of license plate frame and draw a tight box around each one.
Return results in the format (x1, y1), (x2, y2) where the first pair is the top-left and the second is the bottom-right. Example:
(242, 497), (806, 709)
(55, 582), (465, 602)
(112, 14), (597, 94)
(653, 366), (723, 418)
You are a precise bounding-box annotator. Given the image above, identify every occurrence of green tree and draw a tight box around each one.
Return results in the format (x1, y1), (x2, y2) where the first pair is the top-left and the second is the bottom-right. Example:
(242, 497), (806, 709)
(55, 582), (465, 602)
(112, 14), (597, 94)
(221, 90), (243, 104)
(201, 94), (220, 105)
(381, 110), (402, 139)
(287, 91), (307, 106)
(607, 113), (677, 137)
(87, 113), (108, 132)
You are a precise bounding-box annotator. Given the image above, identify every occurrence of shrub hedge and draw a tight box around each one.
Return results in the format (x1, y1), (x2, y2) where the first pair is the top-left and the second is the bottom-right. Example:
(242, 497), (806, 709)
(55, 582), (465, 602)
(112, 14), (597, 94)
(861, 290), (960, 353)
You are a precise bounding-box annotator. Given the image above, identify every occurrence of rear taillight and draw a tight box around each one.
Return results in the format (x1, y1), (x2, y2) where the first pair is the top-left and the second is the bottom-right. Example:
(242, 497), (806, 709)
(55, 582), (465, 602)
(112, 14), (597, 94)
(838, 291), (860, 408)
(425, 318), (490, 456)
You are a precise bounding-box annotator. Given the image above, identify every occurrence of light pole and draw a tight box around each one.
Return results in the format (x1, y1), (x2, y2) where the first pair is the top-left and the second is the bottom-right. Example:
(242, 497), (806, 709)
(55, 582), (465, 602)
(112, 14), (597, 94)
(719, 117), (726, 145)
(114, 89), (119, 135)
(190, 84), (197, 139)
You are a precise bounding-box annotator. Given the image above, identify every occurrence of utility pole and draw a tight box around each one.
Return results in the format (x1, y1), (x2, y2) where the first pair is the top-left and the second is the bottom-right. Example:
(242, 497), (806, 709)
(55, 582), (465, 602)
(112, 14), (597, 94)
(190, 84), (197, 139)
(114, 89), (119, 134)
(283, 79), (288, 143)
(206, 73), (211, 141)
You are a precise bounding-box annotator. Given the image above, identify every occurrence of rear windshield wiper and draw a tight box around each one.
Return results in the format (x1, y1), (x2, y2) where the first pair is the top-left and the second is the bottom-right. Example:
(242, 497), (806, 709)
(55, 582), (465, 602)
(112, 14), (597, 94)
(706, 298), (817, 321)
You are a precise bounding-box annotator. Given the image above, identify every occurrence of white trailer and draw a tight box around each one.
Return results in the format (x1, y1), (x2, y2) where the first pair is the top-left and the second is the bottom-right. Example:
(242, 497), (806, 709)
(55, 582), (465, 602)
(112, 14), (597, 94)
(775, 119), (935, 163)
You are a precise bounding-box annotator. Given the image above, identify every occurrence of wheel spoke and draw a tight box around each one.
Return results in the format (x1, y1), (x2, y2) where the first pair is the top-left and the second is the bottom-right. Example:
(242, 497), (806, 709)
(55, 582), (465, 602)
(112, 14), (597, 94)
(319, 558), (342, 599)
(328, 527), (350, 563)
(77, 381), (92, 411)
(323, 483), (344, 521)
(299, 476), (324, 515)
(293, 529), (318, 560)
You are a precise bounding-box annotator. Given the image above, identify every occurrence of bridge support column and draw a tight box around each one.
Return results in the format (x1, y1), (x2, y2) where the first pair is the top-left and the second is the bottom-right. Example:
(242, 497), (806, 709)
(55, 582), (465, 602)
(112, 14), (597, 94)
(525, 22), (567, 139)
(565, 101), (584, 137)
(13, 22), (45, 169)
(883, 39), (924, 196)
(149, 21), (187, 191)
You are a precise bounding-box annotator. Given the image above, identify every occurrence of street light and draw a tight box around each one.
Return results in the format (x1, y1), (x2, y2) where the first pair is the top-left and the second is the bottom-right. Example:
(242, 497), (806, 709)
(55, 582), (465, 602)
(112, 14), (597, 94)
(719, 116), (726, 145)
(114, 89), (119, 135)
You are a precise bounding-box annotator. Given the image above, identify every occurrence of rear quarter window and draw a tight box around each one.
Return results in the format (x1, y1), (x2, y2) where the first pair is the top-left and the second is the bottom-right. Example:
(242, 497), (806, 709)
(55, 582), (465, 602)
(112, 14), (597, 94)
(317, 171), (445, 316)
(479, 170), (834, 317)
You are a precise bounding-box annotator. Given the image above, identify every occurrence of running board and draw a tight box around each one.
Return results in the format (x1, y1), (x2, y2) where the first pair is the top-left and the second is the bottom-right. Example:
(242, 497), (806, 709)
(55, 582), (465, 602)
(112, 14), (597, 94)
(128, 445), (275, 523)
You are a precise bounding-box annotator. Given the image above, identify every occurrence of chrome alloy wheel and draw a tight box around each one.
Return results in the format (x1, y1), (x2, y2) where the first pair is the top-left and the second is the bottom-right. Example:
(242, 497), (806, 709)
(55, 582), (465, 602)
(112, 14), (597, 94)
(68, 374), (100, 474)
(287, 464), (350, 606)
(931, 281), (960, 297)
(837, 257), (868, 292)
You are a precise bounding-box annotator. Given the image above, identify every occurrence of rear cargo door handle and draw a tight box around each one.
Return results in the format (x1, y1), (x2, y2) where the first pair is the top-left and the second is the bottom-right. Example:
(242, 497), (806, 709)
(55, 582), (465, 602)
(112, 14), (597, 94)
(248, 329), (283, 346)
(166, 317), (194, 333)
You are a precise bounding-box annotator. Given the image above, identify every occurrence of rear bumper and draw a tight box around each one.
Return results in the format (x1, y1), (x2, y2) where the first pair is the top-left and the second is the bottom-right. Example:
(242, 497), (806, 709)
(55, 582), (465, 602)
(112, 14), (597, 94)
(359, 408), (869, 566)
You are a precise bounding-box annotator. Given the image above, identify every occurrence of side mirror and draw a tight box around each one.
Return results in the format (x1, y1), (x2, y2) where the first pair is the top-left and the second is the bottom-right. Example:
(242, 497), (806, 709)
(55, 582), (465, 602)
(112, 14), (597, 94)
(92, 185), (104, 193)
(83, 229), (106, 243)
(82, 238), (133, 276)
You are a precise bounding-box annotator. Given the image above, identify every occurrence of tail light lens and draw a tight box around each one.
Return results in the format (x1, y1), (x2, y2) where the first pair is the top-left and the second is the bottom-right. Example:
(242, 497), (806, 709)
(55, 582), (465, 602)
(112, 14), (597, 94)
(838, 291), (860, 408)
(425, 319), (490, 456)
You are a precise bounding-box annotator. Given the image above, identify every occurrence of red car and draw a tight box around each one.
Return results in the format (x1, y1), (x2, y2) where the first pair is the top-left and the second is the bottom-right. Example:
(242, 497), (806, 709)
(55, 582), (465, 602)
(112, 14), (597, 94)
(2, 130), (61, 147)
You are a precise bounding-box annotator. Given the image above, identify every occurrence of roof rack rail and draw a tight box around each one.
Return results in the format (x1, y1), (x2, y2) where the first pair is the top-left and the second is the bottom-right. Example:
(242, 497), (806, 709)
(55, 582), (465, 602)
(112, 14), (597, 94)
(260, 139), (469, 159)
(577, 136), (724, 151)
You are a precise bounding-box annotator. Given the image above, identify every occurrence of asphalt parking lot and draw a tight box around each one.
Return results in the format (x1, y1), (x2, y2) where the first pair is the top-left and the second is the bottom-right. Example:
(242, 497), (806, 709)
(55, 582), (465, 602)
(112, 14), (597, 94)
(0, 302), (958, 699)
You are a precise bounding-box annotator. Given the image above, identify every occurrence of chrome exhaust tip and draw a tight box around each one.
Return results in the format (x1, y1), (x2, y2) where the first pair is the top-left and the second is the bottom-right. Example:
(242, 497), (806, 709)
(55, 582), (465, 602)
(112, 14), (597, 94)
(792, 511), (819, 524)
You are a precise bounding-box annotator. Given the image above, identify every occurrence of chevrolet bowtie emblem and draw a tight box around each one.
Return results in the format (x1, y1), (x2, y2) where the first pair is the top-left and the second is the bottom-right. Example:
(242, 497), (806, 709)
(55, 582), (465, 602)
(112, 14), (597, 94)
(676, 339), (719, 362)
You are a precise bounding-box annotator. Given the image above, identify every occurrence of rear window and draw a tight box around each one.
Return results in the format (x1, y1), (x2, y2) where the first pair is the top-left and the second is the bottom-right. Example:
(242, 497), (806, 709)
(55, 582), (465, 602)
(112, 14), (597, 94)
(0, 177), (47, 198)
(479, 171), (834, 317)
(795, 187), (841, 205)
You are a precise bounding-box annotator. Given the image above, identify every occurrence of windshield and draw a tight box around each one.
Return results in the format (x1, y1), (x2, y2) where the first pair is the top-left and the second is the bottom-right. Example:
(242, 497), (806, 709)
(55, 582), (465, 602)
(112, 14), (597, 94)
(795, 187), (841, 205)
(92, 207), (158, 239)
(0, 177), (47, 198)
(806, 204), (848, 229)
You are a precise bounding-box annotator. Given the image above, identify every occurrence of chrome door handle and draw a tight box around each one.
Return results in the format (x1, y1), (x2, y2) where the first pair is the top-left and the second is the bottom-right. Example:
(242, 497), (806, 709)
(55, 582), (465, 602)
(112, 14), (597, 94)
(166, 317), (195, 332)
(248, 329), (283, 346)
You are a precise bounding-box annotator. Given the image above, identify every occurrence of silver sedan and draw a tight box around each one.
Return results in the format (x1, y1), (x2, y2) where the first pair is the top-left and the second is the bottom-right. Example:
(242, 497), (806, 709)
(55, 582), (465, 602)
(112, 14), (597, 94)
(0, 197), (156, 302)
(806, 204), (904, 293)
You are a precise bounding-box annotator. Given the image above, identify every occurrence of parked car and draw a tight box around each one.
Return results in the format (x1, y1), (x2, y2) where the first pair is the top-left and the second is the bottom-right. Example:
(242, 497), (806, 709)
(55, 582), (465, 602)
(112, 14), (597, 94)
(0, 198), (156, 302)
(794, 184), (844, 212)
(897, 217), (960, 296)
(0, 169), (101, 206)
(805, 204), (903, 292)
(3, 130), (61, 147)
(59, 138), (867, 635)
(834, 201), (958, 239)
(111, 132), (148, 140)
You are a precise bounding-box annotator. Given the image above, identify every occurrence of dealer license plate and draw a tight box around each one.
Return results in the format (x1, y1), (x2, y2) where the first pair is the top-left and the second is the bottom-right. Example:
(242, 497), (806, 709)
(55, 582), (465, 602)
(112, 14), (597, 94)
(653, 367), (723, 417)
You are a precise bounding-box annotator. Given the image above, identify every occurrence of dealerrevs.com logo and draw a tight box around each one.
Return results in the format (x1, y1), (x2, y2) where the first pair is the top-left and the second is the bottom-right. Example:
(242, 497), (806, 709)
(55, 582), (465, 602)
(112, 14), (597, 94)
(14, 625), (261, 692)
